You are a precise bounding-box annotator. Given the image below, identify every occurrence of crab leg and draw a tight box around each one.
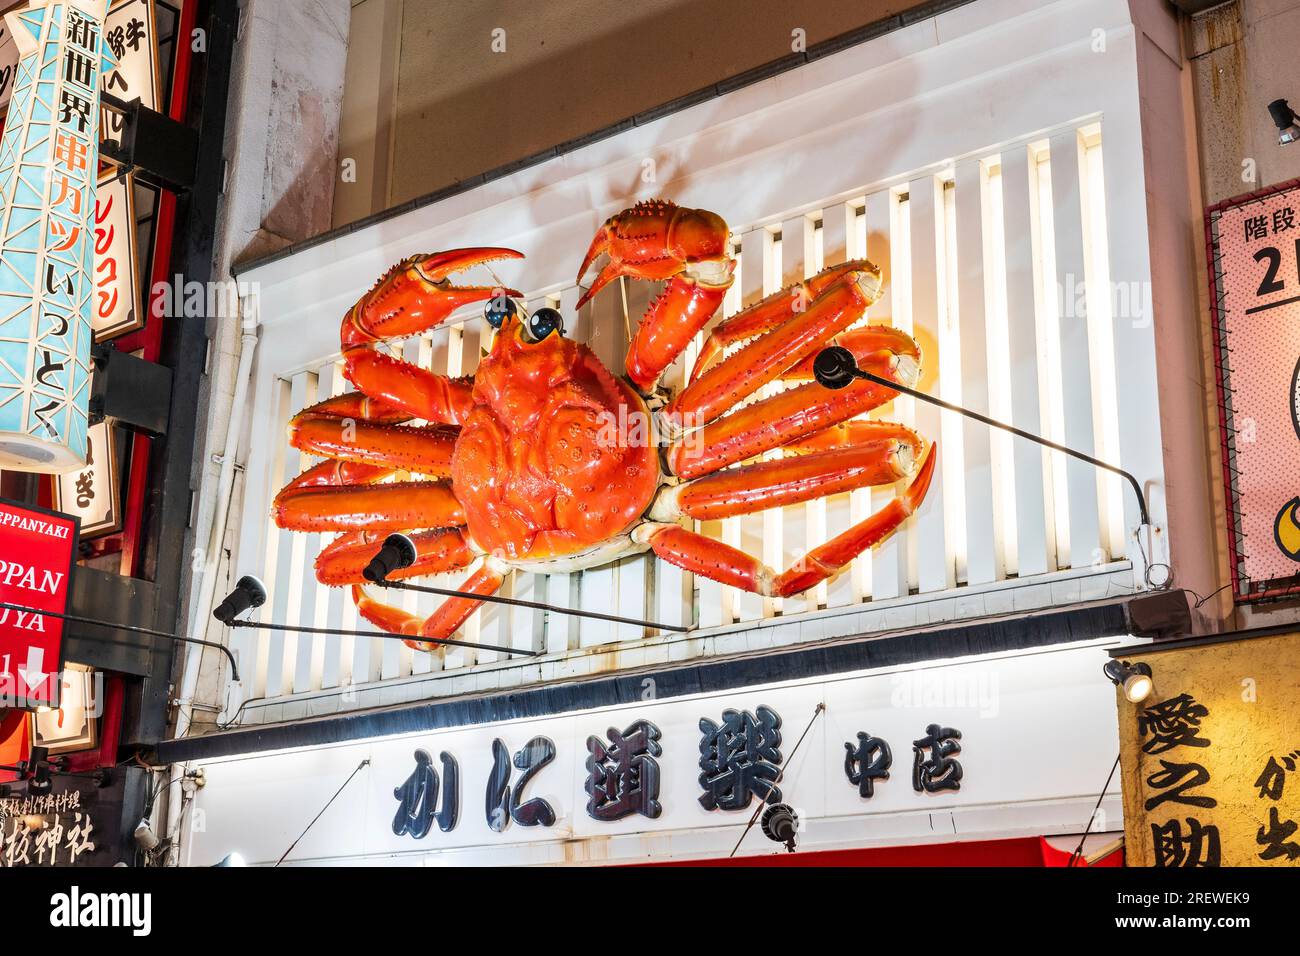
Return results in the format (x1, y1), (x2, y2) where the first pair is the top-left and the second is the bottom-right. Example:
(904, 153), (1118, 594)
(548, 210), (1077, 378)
(351, 560), (506, 652)
(273, 480), (464, 533)
(662, 270), (882, 431)
(638, 444), (935, 596)
(340, 248), (522, 424)
(653, 422), (922, 521)
(290, 417), (459, 475)
(777, 326), (922, 383)
(667, 342), (920, 480)
(624, 269), (733, 392)
(315, 528), (477, 586)
(689, 260), (877, 383)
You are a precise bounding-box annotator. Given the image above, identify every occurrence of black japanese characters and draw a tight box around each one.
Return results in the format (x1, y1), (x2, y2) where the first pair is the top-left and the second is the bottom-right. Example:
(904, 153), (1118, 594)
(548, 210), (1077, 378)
(586, 719), (663, 821)
(698, 705), (783, 811)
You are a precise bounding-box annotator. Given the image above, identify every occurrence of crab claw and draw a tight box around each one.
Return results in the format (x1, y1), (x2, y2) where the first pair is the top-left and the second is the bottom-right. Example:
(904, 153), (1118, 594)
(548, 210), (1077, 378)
(343, 247), (524, 347)
(575, 200), (729, 308)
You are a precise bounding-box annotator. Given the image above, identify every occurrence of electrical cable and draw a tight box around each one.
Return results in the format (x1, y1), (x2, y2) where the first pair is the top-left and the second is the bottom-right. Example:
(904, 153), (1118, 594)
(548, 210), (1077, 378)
(1068, 753), (1121, 867)
(728, 702), (825, 858)
(275, 758), (371, 867)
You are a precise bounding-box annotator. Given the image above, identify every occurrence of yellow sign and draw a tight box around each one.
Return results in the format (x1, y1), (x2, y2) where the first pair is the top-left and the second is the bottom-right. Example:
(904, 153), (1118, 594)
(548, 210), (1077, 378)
(1118, 631), (1300, 866)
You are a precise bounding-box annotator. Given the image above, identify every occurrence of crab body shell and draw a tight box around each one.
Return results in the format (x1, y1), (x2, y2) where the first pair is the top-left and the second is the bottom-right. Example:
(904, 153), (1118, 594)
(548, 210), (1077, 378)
(452, 319), (659, 571)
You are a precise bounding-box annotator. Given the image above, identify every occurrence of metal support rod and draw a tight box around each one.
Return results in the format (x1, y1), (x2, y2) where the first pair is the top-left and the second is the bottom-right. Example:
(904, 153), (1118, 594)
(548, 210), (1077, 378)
(729, 702), (825, 858)
(377, 579), (690, 633)
(227, 618), (542, 658)
(0, 600), (240, 683)
(816, 347), (1150, 527)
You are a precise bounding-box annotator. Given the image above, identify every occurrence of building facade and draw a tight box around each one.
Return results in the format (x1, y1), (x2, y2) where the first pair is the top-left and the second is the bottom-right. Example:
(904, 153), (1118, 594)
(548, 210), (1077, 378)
(7, 0), (1279, 866)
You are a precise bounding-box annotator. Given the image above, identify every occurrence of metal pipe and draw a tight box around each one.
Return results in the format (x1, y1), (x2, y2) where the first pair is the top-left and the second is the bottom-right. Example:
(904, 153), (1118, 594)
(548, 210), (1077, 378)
(0, 601), (239, 682)
(813, 347), (1151, 526)
(227, 619), (543, 658)
(376, 579), (690, 633)
(176, 317), (259, 736)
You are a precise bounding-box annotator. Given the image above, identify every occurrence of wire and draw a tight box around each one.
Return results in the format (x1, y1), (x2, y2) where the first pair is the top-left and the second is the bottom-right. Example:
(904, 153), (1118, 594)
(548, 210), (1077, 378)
(1068, 753), (1121, 867)
(275, 759), (371, 867)
(729, 702), (825, 858)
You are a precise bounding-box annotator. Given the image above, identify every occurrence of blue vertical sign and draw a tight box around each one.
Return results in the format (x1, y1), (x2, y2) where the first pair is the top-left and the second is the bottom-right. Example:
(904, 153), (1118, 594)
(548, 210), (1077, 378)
(0, 0), (113, 472)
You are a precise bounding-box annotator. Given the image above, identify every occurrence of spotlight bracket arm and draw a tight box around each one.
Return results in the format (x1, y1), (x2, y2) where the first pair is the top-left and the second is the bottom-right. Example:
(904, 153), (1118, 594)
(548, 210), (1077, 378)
(813, 347), (1151, 527)
(0, 601), (239, 683)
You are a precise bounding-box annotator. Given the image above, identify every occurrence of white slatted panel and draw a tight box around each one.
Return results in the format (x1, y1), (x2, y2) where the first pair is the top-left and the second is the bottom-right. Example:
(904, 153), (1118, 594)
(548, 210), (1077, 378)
(820, 201), (863, 609)
(1047, 131), (1102, 570)
(866, 190), (907, 602)
(781, 214), (820, 613)
(240, 117), (1138, 708)
(908, 176), (955, 593)
(249, 376), (291, 701)
(954, 160), (1002, 586)
(1001, 145), (1054, 578)
(321, 362), (352, 689)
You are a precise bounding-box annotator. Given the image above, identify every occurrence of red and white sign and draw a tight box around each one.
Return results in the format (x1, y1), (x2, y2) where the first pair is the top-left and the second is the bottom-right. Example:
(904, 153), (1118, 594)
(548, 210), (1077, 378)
(0, 499), (78, 708)
(1208, 179), (1300, 599)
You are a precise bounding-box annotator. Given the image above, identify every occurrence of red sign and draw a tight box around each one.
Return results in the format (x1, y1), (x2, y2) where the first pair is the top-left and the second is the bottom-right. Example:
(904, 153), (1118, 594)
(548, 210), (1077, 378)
(0, 498), (78, 708)
(1207, 178), (1300, 600)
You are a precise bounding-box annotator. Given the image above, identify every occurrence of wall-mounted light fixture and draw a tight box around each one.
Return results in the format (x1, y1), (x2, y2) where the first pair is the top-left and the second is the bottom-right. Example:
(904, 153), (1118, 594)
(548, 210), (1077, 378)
(1103, 659), (1154, 703)
(212, 576), (268, 625)
(1269, 99), (1300, 146)
(362, 534), (417, 584)
(760, 803), (800, 852)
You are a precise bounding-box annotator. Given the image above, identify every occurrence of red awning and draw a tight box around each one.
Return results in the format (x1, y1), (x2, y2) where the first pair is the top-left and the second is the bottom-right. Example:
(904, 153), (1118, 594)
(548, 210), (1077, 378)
(639, 836), (1124, 867)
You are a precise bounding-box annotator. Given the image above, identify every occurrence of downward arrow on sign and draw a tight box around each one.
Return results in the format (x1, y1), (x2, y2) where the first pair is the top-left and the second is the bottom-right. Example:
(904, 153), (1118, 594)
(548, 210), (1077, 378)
(17, 646), (46, 695)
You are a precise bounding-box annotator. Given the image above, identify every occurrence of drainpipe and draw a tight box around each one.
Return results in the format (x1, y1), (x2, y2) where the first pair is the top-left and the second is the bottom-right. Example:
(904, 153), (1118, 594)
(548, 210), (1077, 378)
(164, 297), (260, 863)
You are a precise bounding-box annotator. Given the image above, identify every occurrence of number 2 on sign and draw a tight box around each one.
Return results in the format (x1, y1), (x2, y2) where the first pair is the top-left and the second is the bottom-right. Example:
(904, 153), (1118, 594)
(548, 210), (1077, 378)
(1255, 238), (1300, 296)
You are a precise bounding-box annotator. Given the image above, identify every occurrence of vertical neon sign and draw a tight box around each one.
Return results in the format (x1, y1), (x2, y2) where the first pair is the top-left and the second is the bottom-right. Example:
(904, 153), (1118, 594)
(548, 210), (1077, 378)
(0, 0), (112, 472)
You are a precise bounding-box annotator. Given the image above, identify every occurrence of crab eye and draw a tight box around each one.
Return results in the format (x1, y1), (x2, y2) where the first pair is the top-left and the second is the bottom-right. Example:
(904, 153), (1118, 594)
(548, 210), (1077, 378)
(484, 295), (519, 329)
(524, 307), (564, 343)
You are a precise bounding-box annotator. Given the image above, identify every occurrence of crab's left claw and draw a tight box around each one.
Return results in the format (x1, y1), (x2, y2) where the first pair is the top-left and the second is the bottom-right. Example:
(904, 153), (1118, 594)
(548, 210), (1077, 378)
(344, 247), (524, 347)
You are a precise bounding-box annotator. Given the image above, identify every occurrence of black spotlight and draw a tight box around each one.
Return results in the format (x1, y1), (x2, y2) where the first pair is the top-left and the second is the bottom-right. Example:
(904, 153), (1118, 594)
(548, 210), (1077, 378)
(813, 346), (862, 390)
(212, 575), (268, 624)
(363, 533), (418, 584)
(1268, 99), (1300, 146)
(760, 803), (799, 853)
(1103, 659), (1154, 704)
(27, 747), (52, 796)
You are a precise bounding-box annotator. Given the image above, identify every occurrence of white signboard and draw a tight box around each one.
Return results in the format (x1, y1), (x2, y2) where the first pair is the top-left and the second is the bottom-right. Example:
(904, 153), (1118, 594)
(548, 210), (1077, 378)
(53, 419), (120, 537)
(184, 640), (1126, 866)
(0, 18), (16, 115)
(100, 0), (157, 120)
(91, 171), (140, 340)
(32, 662), (100, 753)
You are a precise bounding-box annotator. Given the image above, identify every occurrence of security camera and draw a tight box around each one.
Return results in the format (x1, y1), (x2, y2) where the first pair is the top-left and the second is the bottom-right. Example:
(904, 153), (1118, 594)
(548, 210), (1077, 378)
(1269, 99), (1300, 146)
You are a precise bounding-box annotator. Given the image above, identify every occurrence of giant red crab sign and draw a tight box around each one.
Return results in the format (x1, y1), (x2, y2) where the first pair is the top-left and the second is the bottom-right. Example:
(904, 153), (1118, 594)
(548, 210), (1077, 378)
(272, 200), (936, 651)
